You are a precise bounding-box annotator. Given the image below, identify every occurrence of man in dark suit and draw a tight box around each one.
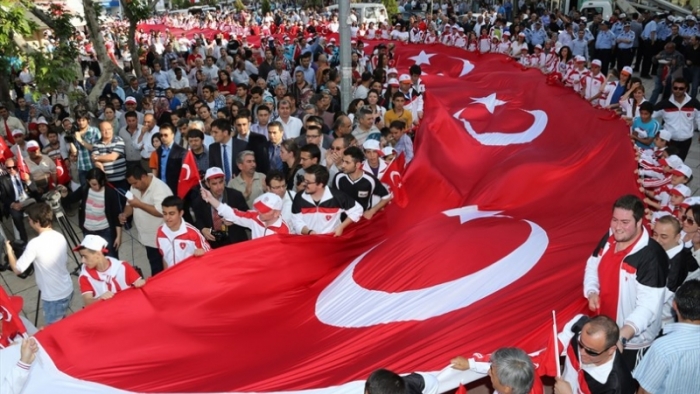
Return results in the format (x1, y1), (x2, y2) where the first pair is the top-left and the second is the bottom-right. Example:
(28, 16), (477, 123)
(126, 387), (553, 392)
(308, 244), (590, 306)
(192, 167), (249, 248)
(0, 158), (37, 242)
(155, 123), (187, 196)
(208, 118), (248, 184)
(295, 115), (332, 150)
(233, 112), (270, 175)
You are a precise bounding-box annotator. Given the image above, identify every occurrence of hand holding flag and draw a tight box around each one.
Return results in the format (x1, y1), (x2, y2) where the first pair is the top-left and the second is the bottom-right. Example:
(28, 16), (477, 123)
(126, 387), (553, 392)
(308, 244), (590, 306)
(381, 152), (408, 207)
(178, 150), (201, 198)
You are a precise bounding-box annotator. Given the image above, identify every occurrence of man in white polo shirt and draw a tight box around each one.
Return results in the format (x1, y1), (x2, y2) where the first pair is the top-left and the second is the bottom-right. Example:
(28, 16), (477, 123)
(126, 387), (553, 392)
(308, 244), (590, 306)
(75, 234), (145, 307)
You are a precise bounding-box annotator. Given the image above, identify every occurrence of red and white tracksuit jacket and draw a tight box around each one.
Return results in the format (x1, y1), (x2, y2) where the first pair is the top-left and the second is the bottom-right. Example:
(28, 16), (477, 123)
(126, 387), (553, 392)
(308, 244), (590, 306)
(564, 67), (589, 93)
(78, 257), (142, 299)
(216, 204), (290, 239)
(581, 72), (606, 106)
(156, 221), (211, 268)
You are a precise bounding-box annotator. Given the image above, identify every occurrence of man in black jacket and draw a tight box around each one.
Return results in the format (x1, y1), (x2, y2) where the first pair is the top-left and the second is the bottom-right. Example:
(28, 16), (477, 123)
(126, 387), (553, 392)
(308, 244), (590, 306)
(209, 118), (249, 183)
(234, 111), (270, 175)
(191, 167), (249, 248)
(0, 158), (36, 242)
(155, 124), (186, 196)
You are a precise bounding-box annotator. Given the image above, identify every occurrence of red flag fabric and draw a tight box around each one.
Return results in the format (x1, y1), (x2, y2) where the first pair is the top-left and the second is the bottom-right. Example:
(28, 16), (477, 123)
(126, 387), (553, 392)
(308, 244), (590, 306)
(0, 287), (26, 349)
(456, 383), (468, 394)
(0, 135), (14, 163)
(19, 46), (639, 393)
(54, 157), (71, 185)
(14, 146), (30, 181)
(381, 152), (408, 208)
(533, 324), (564, 378)
(177, 150), (200, 198)
(3, 120), (16, 145)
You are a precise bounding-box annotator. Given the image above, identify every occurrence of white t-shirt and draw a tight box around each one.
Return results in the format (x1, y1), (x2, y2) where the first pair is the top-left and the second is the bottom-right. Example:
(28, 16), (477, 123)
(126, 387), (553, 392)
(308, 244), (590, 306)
(16, 229), (73, 301)
(129, 175), (173, 248)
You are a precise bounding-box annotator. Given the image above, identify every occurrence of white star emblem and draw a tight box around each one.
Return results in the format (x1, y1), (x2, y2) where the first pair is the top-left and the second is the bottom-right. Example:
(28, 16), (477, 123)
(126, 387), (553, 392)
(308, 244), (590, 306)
(471, 93), (506, 114)
(409, 50), (436, 66)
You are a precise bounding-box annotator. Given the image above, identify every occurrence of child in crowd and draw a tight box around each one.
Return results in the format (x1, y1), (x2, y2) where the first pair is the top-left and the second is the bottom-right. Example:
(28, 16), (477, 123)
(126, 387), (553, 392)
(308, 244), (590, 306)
(148, 133), (162, 175)
(389, 120), (414, 164)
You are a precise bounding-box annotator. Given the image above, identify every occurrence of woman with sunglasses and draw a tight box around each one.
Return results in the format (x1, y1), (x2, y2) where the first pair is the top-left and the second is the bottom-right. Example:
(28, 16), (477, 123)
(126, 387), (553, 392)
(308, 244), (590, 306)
(680, 204), (700, 248)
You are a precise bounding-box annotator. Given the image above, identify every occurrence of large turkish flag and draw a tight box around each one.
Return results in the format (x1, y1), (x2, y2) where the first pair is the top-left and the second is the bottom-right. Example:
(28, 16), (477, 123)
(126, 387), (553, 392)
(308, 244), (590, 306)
(7, 45), (638, 393)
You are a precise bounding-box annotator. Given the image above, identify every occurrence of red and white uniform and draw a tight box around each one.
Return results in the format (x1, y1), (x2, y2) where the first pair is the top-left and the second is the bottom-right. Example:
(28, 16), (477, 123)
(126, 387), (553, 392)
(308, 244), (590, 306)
(478, 35), (491, 53)
(519, 53), (532, 67)
(529, 51), (543, 68)
(581, 71), (606, 106)
(497, 40), (512, 54)
(425, 31), (438, 44)
(441, 33), (453, 46)
(490, 40), (500, 52)
(79, 257), (142, 299)
(215, 204), (290, 239)
(454, 35), (467, 49)
(540, 49), (558, 73)
(156, 221), (211, 268)
(467, 39), (477, 52)
(564, 67), (590, 93)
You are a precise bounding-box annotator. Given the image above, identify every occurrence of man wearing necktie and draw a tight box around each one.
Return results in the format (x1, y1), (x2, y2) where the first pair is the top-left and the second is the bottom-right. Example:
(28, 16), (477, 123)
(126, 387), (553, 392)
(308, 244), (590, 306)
(0, 158), (34, 242)
(207, 118), (248, 183)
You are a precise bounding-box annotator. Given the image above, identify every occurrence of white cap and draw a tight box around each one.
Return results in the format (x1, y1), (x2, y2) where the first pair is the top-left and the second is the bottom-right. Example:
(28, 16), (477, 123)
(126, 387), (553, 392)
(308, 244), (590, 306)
(253, 192), (283, 213)
(26, 140), (40, 151)
(125, 96), (137, 104)
(670, 184), (692, 198)
(660, 155), (683, 169)
(580, 16), (587, 22)
(621, 66), (633, 75)
(11, 129), (24, 137)
(534, 44), (542, 49)
(518, 32), (526, 37)
(387, 68), (398, 75)
(672, 164), (693, 179)
(503, 31), (511, 36)
(73, 234), (108, 253)
(205, 167), (225, 180)
(574, 55), (586, 62)
(382, 146), (396, 156)
(35, 117), (48, 125)
(388, 78), (400, 86)
(398, 74), (411, 83)
(591, 59), (602, 67)
(619, 13), (626, 18)
(658, 129), (672, 141)
(362, 139), (383, 152)
(687, 15), (697, 22)
(682, 196), (700, 207)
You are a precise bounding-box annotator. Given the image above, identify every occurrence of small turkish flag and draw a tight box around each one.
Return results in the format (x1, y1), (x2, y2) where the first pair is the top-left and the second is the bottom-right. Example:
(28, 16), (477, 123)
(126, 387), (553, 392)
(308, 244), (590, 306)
(177, 150), (200, 198)
(0, 136), (14, 162)
(55, 157), (71, 185)
(14, 146), (30, 181)
(381, 152), (408, 207)
(456, 383), (468, 394)
(0, 287), (26, 349)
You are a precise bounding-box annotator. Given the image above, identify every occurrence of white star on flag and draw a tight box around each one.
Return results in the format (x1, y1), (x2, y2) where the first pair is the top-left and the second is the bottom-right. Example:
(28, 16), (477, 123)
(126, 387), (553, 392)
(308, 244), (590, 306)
(471, 94), (506, 114)
(409, 51), (436, 66)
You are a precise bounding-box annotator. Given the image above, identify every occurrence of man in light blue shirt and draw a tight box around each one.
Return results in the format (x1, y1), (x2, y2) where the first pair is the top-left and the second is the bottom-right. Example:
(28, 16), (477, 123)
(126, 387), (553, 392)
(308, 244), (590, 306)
(528, 21), (547, 47)
(595, 22), (616, 74)
(633, 280), (700, 394)
(571, 30), (590, 61)
(616, 23), (635, 69)
(294, 52), (317, 90)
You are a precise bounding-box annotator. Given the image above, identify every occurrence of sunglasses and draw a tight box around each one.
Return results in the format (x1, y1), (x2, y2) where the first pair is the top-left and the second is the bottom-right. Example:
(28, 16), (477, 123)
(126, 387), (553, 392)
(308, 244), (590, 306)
(672, 86), (686, 91)
(682, 215), (696, 226)
(6, 166), (17, 170)
(578, 339), (608, 357)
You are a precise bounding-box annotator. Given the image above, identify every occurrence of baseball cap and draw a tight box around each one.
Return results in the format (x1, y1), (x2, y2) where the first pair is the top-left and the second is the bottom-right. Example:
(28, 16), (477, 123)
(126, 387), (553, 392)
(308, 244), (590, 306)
(36, 117), (48, 125)
(73, 234), (108, 253)
(534, 44), (542, 49)
(591, 59), (602, 67)
(621, 66), (633, 75)
(687, 15), (697, 22)
(387, 68), (398, 75)
(205, 167), (225, 180)
(659, 154), (683, 169)
(363, 139), (383, 153)
(503, 31), (511, 36)
(658, 129), (672, 141)
(253, 192), (283, 213)
(398, 74), (411, 83)
(671, 164), (692, 178)
(574, 55), (586, 63)
(518, 32), (526, 37)
(669, 184), (692, 198)
(351, 39), (357, 44)
(26, 140), (40, 151)
(682, 196), (700, 208)
(125, 96), (137, 104)
(11, 129), (24, 137)
(388, 78), (400, 87)
(382, 146), (396, 157)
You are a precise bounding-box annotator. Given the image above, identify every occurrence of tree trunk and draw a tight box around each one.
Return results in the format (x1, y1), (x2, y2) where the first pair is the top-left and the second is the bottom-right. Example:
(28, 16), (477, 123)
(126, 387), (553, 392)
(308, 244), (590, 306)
(128, 21), (141, 78)
(86, 62), (115, 110)
(0, 74), (14, 109)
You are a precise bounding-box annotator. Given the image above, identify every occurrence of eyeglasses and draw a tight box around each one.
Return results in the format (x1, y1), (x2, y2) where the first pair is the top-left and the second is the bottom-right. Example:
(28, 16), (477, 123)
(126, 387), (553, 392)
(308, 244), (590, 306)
(672, 86), (686, 91)
(302, 179), (318, 185)
(682, 215), (696, 226)
(578, 339), (608, 357)
(6, 166), (16, 170)
(306, 134), (321, 138)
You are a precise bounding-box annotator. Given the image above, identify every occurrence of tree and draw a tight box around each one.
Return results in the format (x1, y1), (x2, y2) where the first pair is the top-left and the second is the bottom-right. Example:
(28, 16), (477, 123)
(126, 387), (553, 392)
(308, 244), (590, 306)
(261, 0), (271, 15)
(0, 0), (34, 106)
(234, 0), (245, 12)
(382, 0), (399, 20)
(119, 0), (160, 79)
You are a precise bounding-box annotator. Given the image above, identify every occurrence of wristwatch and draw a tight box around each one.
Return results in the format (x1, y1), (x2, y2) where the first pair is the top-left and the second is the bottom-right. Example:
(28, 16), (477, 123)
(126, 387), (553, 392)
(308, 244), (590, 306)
(620, 337), (628, 348)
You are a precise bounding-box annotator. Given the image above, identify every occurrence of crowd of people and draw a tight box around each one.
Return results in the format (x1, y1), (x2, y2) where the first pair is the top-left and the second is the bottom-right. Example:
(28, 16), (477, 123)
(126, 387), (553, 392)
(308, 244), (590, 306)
(1, 1), (700, 393)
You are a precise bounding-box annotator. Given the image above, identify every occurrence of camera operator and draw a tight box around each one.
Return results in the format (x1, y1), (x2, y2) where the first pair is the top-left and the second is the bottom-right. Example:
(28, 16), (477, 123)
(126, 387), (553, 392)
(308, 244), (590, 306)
(74, 234), (145, 307)
(0, 158), (36, 242)
(191, 167), (249, 248)
(59, 168), (123, 258)
(5, 202), (74, 325)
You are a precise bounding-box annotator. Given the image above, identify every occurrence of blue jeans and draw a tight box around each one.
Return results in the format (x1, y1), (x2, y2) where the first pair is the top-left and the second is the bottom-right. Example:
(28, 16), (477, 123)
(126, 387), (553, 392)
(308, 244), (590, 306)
(649, 73), (671, 104)
(685, 66), (700, 99)
(43, 292), (74, 325)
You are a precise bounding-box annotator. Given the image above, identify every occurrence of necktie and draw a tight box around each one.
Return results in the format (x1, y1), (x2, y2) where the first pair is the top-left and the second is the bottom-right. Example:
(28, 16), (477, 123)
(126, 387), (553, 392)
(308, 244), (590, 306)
(271, 144), (283, 171)
(13, 176), (23, 201)
(222, 144), (231, 183)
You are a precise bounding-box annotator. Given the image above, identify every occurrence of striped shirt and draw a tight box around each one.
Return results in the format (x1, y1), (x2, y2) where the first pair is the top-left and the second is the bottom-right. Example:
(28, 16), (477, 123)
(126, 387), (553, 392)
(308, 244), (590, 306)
(633, 323), (700, 394)
(92, 136), (126, 182)
(84, 188), (108, 231)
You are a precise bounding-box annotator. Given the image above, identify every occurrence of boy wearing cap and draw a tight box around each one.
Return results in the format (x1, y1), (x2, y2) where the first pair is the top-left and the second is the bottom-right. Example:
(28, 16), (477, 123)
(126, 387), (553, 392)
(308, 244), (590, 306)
(10, 130), (28, 158)
(362, 139), (388, 180)
(581, 59), (606, 106)
(201, 189), (289, 239)
(156, 196), (210, 269)
(564, 56), (589, 93)
(75, 235), (145, 307)
(643, 164), (692, 208)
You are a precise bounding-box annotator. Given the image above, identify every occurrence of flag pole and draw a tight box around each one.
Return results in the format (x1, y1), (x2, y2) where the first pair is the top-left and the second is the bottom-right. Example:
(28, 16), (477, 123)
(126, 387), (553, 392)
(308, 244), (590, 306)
(552, 310), (561, 377)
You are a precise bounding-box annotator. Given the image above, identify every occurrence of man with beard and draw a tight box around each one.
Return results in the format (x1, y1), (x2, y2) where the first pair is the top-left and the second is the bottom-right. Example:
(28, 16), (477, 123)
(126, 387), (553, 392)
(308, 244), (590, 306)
(583, 195), (668, 370)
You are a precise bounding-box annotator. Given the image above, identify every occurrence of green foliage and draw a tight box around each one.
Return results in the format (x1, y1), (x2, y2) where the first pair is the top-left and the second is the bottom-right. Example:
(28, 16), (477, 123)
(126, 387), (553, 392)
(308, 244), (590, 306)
(0, 1), (35, 56)
(261, 0), (271, 15)
(121, 0), (157, 21)
(382, 0), (398, 19)
(171, 0), (190, 10)
(234, 0), (245, 12)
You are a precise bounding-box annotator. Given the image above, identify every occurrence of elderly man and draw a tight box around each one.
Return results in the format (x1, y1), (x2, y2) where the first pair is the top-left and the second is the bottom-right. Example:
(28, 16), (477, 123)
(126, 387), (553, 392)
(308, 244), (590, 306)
(26, 140), (56, 193)
(584, 195), (668, 370)
(92, 121), (127, 192)
(228, 150), (266, 209)
(201, 189), (289, 239)
(451, 347), (536, 394)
